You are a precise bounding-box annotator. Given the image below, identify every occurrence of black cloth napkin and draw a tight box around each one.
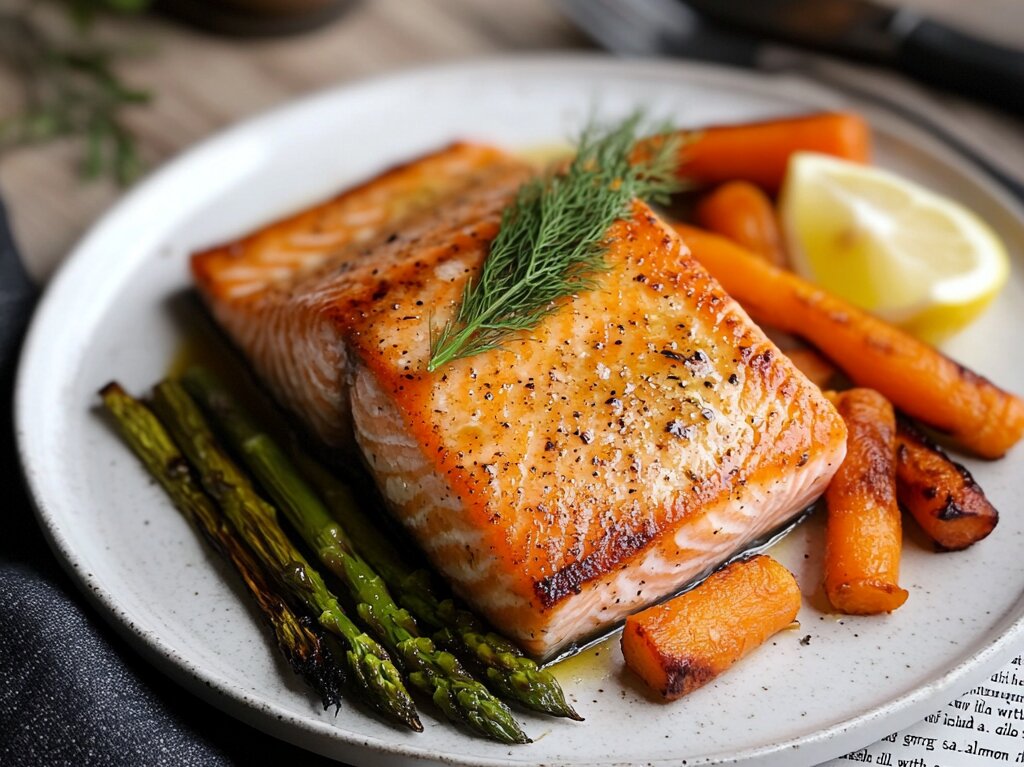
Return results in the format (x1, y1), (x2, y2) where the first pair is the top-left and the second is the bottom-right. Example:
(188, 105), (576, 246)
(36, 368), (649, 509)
(0, 197), (336, 766)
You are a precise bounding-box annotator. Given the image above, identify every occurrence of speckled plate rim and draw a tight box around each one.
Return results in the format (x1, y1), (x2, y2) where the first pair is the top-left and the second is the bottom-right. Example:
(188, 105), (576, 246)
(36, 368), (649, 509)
(14, 54), (1024, 767)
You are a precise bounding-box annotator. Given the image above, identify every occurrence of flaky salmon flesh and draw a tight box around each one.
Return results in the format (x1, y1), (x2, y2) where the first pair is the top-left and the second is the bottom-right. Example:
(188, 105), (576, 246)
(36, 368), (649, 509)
(193, 143), (847, 659)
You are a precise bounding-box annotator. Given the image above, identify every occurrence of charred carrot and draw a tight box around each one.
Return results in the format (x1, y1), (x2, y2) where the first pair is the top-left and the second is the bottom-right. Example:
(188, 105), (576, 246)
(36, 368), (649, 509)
(896, 419), (999, 551)
(824, 389), (908, 615)
(672, 224), (1024, 459)
(621, 555), (801, 701)
(782, 348), (839, 389)
(636, 112), (870, 192)
(695, 181), (787, 266)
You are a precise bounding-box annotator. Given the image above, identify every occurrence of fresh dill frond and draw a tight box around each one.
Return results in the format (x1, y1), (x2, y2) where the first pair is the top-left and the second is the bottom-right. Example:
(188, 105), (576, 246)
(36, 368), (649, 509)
(426, 113), (683, 372)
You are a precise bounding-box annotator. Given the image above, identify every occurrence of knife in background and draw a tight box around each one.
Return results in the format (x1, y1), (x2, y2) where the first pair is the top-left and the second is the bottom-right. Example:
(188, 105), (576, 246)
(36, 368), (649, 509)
(681, 0), (1024, 117)
(556, 0), (1024, 204)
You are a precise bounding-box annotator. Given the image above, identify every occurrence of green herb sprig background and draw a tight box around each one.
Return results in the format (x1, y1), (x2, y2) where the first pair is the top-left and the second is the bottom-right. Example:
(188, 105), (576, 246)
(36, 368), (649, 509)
(0, 0), (152, 185)
(427, 114), (683, 371)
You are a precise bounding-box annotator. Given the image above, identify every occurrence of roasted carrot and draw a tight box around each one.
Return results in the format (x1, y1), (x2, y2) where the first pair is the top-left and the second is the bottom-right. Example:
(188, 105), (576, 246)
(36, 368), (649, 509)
(621, 555), (801, 701)
(782, 347), (839, 389)
(636, 112), (870, 192)
(672, 224), (1024, 459)
(823, 389), (908, 615)
(896, 419), (999, 551)
(695, 181), (787, 266)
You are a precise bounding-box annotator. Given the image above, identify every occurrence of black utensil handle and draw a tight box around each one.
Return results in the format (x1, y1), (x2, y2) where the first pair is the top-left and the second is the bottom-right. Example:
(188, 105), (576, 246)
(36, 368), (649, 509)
(0, 197), (38, 372)
(899, 19), (1024, 117)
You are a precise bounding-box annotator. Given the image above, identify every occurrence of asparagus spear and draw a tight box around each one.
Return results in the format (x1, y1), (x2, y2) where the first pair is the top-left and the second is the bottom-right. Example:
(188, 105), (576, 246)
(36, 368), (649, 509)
(149, 380), (421, 732)
(295, 450), (582, 720)
(183, 367), (530, 745)
(99, 382), (347, 711)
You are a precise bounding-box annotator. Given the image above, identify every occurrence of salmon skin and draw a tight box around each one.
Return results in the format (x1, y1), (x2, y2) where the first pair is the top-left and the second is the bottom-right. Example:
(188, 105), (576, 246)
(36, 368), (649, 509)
(193, 143), (847, 660)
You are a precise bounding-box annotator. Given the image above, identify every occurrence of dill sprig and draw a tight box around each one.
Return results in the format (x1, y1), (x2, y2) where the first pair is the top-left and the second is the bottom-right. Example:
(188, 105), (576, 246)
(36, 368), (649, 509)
(427, 113), (682, 372)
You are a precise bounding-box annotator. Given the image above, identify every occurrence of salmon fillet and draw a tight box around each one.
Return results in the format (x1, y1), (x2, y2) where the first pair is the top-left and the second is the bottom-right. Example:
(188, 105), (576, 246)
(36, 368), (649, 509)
(193, 143), (533, 446)
(193, 144), (847, 659)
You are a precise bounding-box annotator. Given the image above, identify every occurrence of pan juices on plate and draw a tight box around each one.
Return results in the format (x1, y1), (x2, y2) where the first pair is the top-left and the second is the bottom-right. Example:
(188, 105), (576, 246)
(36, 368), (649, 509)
(192, 131), (847, 660)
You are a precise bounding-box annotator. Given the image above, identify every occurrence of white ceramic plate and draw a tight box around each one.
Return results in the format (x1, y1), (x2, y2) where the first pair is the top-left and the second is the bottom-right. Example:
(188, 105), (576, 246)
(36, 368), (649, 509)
(15, 57), (1024, 767)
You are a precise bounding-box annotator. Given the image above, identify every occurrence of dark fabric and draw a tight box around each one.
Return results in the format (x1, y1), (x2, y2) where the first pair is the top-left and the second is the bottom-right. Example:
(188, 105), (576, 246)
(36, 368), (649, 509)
(0, 198), (334, 766)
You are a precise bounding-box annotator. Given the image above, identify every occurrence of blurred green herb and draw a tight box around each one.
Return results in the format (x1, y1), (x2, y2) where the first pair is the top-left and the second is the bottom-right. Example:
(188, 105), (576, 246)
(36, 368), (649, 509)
(0, 0), (152, 185)
(66, 0), (151, 26)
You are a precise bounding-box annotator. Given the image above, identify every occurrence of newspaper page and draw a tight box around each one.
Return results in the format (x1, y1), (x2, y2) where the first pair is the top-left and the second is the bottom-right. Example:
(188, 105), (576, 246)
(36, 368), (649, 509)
(825, 655), (1024, 766)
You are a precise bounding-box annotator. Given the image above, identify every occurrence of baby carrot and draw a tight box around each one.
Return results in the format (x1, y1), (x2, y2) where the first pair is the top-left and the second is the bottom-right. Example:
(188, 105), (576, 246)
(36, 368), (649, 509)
(695, 181), (787, 266)
(672, 223), (1024, 459)
(621, 555), (801, 701)
(824, 389), (908, 615)
(636, 112), (870, 192)
(895, 419), (998, 551)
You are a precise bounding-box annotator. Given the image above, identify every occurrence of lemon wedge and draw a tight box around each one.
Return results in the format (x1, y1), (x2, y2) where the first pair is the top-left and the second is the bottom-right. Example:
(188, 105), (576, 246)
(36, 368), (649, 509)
(779, 152), (1009, 342)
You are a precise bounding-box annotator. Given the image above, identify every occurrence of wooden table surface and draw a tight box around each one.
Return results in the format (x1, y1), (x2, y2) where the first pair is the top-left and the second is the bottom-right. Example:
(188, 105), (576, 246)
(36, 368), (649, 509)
(2, 0), (1024, 280)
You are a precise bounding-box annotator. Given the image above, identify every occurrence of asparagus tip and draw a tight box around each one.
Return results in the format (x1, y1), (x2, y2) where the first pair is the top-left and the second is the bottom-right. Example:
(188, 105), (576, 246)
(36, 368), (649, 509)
(560, 702), (585, 722)
(300, 631), (348, 713)
(99, 380), (124, 398)
(386, 696), (423, 732)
